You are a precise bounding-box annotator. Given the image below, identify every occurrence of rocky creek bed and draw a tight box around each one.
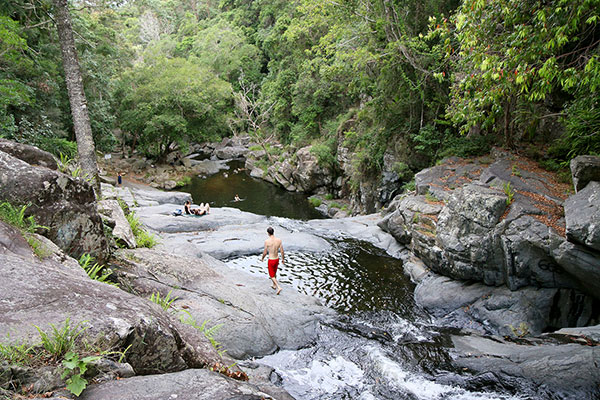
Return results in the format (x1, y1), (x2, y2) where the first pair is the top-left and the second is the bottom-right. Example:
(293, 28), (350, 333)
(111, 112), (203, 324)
(1, 138), (599, 399)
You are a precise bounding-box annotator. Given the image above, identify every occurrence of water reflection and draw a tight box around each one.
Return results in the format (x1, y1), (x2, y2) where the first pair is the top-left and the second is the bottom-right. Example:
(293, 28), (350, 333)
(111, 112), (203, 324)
(178, 160), (324, 220)
(226, 239), (417, 316)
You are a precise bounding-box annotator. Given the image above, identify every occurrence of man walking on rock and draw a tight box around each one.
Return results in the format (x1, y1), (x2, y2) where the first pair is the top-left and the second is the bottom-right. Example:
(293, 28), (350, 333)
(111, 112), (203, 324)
(261, 226), (284, 295)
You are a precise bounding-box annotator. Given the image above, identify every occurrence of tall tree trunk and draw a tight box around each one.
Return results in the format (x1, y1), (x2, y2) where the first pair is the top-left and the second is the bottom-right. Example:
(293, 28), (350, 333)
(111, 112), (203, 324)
(53, 0), (100, 195)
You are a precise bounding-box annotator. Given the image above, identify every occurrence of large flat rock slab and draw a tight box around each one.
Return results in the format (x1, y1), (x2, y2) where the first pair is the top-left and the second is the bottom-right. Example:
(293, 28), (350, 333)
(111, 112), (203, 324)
(78, 368), (289, 400)
(136, 204), (266, 234)
(101, 183), (191, 207)
(113, 248), (332, 360)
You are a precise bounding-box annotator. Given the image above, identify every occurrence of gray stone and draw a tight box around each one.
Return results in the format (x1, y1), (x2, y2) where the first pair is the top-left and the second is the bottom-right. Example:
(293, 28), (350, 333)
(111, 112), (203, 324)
(101, 183), (191, 208)
(554, 241), (600, 299)
(433, 184), (507, 283)
(571, 155), (600, 192)
(162, 180), (177, 190)
(415, 274), (558, 336)
(0, 138), (57, 170)
(565, 181), (600, 251)
(98, 199), (136, 248)
(215, 146), (249, 160)
(291, 146), (334, 192)
(501, 215), (574, 290)
(112, 248), (330, 360)
(0, 221), (220, 375)
(553, 324), (600, 343)
(78, 368), (286, 400)
(414, 158), (483, 202)
(135, 204), (266, 235)
(0, 150), (108, 259)
(452, 334), (600, 398)
(191, 158), (229, 176)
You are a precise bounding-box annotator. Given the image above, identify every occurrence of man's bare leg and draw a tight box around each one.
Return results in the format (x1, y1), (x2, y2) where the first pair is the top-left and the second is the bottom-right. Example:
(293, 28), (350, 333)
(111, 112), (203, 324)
(270, 277), (282, 294)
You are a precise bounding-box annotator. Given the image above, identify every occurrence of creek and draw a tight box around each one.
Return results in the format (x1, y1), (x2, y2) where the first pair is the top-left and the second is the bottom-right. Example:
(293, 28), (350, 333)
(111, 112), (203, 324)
(180, 162), (525, 400)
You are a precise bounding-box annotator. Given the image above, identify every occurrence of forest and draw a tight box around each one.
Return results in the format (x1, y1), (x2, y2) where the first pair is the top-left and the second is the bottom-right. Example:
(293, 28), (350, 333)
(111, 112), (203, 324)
(1, 0), (599, 187)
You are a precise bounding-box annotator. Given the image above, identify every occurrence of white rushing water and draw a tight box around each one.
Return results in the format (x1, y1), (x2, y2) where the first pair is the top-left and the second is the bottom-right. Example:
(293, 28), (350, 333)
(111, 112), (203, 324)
(259, 344), (524, 400)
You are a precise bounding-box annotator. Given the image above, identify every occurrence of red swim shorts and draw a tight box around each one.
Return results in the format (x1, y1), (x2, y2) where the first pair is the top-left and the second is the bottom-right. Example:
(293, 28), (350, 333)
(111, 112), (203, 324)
(268, 259), (279, 278)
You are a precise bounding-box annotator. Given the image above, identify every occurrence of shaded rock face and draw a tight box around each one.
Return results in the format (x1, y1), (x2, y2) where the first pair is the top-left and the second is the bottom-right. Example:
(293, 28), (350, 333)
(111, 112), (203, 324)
(570, 155), (600, 192)
(415, 273), (597, 336)
(381, 155), (600, 332)
(78, 368), (286, 400)
(112, 248), (329, 360)
(451, 334), (600, 399)
(0, 138), (58, 170)
(0, 150), (108, 259)
(292, 146), (334, 192)
(244, 145), (336, 195)
(0, 220), (219, 376)
(564, 181), (600, 251)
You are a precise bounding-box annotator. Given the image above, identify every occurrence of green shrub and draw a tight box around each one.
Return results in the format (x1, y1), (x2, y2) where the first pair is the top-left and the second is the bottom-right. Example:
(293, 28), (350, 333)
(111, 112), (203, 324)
(402, 179), (416, 192)
(425, 191), (439, 202)
(125, 211), (158, 248)
(178, 310), (225, 356)
(36, 137), (78, 159)
(61, 351), (101, 396)
(503, 182), (515, 205)
(35, 318), (87, 359)
(324, 194), (334, 200)
(150, 290), (178, 311)
(329, 202), (341, 209)
(175, 176), (192, 187)
(308, 197), (322, 207)
(310, 137), (337, 168)
(392, 162), (414, 181)
(78, 254), (118, 286)
(0, 341), (36, 365)
(0, 202), (42, 233)
(0, 202), (49, 257)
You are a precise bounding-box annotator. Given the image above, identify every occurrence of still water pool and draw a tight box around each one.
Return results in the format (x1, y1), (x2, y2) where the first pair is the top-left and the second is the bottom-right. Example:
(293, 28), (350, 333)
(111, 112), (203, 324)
(178, 160), (324, 220)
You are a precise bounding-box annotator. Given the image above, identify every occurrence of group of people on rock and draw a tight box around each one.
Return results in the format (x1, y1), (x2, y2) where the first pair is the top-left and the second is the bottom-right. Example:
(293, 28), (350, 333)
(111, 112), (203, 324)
(184, 200), (210, 216)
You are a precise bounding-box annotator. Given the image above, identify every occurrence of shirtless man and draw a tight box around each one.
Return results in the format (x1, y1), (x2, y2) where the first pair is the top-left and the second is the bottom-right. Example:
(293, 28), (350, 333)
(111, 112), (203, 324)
(261, 226), (284, 295)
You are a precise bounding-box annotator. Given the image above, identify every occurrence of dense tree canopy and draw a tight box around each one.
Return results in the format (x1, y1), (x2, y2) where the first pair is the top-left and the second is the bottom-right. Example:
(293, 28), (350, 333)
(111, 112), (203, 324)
(0, 0), (598, 185)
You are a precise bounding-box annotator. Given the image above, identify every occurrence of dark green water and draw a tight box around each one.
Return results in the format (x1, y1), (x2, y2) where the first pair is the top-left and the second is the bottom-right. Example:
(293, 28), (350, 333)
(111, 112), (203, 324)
(227, 239), (417, 316)
(178, 160), (324, 220)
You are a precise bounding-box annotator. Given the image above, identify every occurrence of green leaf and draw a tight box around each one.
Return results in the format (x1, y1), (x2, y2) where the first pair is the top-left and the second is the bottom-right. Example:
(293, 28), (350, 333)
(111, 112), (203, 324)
(66, 374), (88, 396)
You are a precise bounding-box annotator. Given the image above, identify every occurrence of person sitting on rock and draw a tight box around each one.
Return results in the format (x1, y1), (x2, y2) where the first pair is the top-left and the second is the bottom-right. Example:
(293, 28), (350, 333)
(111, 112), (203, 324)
(184, 200), (193, 215)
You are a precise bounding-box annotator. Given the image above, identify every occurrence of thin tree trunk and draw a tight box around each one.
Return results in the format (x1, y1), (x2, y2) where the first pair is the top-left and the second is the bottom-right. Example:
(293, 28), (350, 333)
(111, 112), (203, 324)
(53, 0), (100, 195)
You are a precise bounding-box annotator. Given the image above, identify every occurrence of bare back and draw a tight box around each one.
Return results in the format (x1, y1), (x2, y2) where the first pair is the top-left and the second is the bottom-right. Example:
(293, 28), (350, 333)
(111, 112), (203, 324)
(264, 236), (283, 260)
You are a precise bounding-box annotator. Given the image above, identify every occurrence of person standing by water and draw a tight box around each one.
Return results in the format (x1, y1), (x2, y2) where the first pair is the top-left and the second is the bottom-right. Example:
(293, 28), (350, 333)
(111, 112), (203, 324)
(261, 226), (284, 295)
